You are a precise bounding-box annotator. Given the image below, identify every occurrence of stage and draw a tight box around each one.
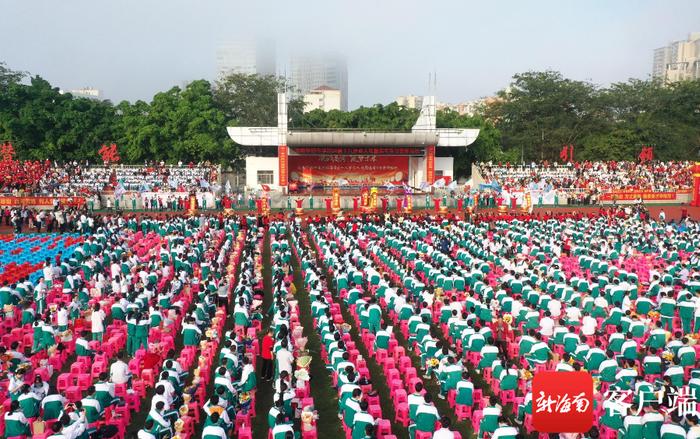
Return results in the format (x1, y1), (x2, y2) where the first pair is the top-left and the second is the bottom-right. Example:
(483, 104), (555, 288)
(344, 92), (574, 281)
(229, 94), (479, 193)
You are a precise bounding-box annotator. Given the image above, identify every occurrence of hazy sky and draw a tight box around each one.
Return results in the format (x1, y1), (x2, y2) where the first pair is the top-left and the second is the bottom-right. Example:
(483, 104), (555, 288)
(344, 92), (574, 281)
(2, 0), (699, 109)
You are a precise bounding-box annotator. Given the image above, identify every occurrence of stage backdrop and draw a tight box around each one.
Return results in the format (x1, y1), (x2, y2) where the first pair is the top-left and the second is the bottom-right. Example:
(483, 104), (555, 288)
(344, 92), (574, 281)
(289, 155), (409, 186)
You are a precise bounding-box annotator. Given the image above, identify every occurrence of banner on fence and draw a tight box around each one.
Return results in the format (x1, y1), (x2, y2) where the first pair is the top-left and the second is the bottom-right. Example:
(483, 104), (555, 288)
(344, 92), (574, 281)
(599, 191), (677, 201)
(0, 196), (85, 207)
(136, 191), (216, 207)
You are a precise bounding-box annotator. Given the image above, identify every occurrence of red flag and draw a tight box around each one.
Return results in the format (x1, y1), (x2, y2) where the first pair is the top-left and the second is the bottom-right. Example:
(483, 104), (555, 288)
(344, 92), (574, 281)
(568, 144), (574, 162)
(559, 145), (569, 162)
(639, 146), (653, 162)
(0, 143), (15, 162)
(98, 143), (120, 163)
(261, 184), (271, 192)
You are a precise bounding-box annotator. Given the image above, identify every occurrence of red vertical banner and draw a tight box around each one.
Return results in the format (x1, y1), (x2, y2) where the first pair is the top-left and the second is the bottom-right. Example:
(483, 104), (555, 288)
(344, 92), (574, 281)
(278, 145), (288, 186)
(693, 163), (700, 207)
(426, 145), (436, 184)
(559, 146), (568, 162)
(332, 186), (340, 210)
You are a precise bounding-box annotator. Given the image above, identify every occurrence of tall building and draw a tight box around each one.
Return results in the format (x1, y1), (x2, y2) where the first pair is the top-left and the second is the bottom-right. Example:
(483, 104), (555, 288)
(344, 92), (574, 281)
(303, 86), (342, 112)
(289, 54), (348, 111)
(436, 97), (500, 116)
(396, 95), (424, 109)
(216, 40), (276, 78)
(59, 87), (102, 100)
(652, 33), (700, 82)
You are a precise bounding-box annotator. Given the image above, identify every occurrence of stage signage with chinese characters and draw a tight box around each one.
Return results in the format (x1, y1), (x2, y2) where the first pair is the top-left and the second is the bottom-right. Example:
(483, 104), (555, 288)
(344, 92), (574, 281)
(289, 155), (408, 185)
(278, 145), (288, 186)
(425, 145), (435, 184)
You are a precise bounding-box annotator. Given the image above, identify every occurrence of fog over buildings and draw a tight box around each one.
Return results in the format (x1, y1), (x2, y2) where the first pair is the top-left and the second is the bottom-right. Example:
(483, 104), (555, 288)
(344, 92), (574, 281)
(2, 0), (700, 108)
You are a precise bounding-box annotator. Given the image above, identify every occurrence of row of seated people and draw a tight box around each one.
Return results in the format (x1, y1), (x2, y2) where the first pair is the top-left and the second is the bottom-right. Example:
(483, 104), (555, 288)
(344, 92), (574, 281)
(0, 214), (250, 439)
(304, 211), (700, 439)
(477, 161), (693, 194)
(1, 161), (218, 196)
(264, 221), (321, 439)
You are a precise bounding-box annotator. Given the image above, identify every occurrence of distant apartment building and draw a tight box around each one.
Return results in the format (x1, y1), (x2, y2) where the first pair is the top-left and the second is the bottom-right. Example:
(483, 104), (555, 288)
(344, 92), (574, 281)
(436, 96), (498, 116)
(396, 95), (424, 109)
(652, 33), (700, 82)
(303, 86), (342, 112)
(216, 39), (276, 77)
(289, 54), (348, 111)
(59, 87), (102, 99)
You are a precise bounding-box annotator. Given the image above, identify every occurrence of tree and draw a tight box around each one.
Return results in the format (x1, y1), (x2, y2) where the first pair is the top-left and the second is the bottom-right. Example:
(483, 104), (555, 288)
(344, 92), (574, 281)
(0, 62), (25, 88)
(296, 103), (419, 130)
(214, 73), (305, 127)
(485, 71), (606, 161)
(2, 61), (699, 165)
(116, 80), (236, 163)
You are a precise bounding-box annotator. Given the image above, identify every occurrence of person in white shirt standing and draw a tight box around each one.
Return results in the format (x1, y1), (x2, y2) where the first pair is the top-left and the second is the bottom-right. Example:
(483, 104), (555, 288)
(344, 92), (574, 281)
(109, 352), (131, 385)
(91, 303), (106, 341)
(42, 260), (54, 288)
(56, 304), (69, 332)
(275, 340), (294, 378)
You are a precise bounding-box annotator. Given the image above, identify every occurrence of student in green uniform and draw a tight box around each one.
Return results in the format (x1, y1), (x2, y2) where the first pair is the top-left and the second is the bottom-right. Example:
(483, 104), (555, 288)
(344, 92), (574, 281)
(411, 394), (439, 438)
(17, 384), (41, 418)
(182, 317), (202, 346)
(133, 314), (150, 353)
(3, 400), (30, 437)
(271, 413), (295, 439)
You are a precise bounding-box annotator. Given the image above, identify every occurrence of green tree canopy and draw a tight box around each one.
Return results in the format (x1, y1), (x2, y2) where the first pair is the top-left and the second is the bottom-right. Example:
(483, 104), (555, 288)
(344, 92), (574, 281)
(214, 73), (304, 127)
(1, 61), (698, 171)
(116, 80), (236, 163)
(485, 70), (700, 162)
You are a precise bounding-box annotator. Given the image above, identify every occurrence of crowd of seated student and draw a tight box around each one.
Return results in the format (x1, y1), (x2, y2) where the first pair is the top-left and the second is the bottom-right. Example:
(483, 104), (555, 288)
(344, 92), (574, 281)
(299, 207), (700, 438)
(1, 161), (219, 197)
(0, 213), (254, 439)
(478, 160), (693, 195)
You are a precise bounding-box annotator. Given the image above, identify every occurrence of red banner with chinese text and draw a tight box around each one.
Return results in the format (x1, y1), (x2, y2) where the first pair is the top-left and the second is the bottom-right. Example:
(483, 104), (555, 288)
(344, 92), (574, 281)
(278, 145), (288, 186)
(0, 196), (86, 207)
(292, 146), (424, 156)
(425, 145), (435, 184)
(599, 191), (677, 201)
(289, 155), (408, 185)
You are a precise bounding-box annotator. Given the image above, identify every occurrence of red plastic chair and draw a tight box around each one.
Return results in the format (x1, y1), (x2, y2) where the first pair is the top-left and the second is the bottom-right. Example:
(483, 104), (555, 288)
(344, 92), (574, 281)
(56, 373), (73, 392)
(394, 402), (409, 426)
(238, 426), (252, 439)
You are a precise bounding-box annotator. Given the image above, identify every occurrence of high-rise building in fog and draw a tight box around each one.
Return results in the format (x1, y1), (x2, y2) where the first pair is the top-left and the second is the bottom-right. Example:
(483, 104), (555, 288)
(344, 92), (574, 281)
(289, 54), (348, 111)
(396, 95), (424, 109)
(216, 40), (276, 77)
(652, 33), (700, 82)
(59, 87), (102, 100)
